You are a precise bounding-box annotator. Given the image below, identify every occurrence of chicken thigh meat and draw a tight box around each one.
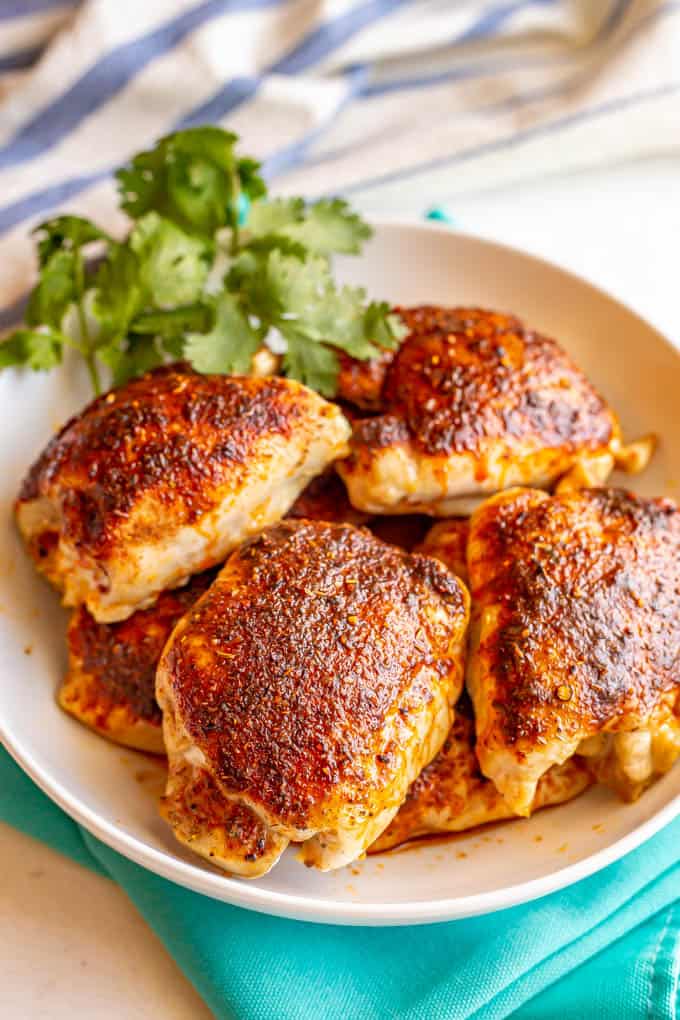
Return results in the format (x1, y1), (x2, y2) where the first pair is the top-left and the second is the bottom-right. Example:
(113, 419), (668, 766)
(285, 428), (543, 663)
(371, 702), (591, 852)
(467, 487), (680, 815)
(337, 307), (625, 516)
(157, 519), (469, 877)
(16, 366), (350, 621)
(61, 569), (217, 754)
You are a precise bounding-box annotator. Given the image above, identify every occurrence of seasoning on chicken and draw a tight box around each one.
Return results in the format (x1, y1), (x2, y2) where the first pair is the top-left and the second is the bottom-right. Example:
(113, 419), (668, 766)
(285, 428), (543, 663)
(467, 487), (680, 815)
(370, 701), (591, 852)
(156, 519), (470, 877)
(16, 366), (350, 622)
(337, 307), (633, 516)
(60, 570), (217, 754)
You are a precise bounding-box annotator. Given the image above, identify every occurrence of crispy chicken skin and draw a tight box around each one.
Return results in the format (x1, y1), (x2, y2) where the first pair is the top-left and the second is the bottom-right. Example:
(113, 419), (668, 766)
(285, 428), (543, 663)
(337, 307), (624, 516)
(157, 519), (470, 877)
(467, 487), (680, 815)
(16, 366), (350, 622)
(370, 704), (591, 852)
(371, 513), (587, 851)
(60, 570), (217, 754)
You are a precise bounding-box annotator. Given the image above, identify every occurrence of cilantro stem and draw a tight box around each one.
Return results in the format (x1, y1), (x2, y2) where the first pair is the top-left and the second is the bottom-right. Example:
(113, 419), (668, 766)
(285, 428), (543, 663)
(57, 331), (88, 358)
(73, 249), (102, 394)
(85, 353), (102, 394)
(230, 167), (241, 255)
(74, 251), (89, 341)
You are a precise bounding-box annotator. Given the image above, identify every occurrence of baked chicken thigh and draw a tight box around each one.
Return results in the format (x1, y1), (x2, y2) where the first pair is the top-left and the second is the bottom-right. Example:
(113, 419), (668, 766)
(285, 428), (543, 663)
(60, 570), (216, 754)
(371, 702), (591, 852)
(16, 366), (349, 622)
(157, 519), (469, 877)
(467, 487), (680, 815)
(337, 307), (626, 516)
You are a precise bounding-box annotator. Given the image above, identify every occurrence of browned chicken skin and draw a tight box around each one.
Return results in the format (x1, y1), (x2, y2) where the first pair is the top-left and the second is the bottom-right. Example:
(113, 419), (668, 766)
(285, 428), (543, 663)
(467, 487), (680, 814)
(16, 365), (350, 622)
(62, 466), (366, 756)
(337, 307), (625, 516)
(157, 519), (470, 877)
(370, 702), (591, 852)
(371, 517), (589, 851)
(60, 569), (217, 754)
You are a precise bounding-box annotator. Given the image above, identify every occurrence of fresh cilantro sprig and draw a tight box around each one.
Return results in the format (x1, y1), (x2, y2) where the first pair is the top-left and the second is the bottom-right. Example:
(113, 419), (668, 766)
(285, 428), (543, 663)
(1, 127), (406, 396)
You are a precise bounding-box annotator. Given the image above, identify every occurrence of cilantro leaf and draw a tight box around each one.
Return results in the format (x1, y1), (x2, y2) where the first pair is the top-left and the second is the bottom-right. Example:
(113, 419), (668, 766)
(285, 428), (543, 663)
(364, 301), (409, 350)
(282, 334), (339, 397)
(222, 248), (403, 392)
(116, 127), (265, 237)
(184, 292), (260, 375)
(246, 198), (305, 236)
(98, 333), (163, 388)
(246, 197), (371, 255)
(0, 328), (63, 370)
(129, 212), (210, 307)
(266, 251), (382, 357)
(33, 216), (110, 267)
(92, 243), (145, 340)
(0, 332), (27, 368)
(115, 145), (164, 221)
(236, 157), (267, 204)
(132, 304), (211, 339)
(263, 248), (326, 325)
(282, 198), (371, 255)
(23, 329), (64, 370)
(240, 234), (308, 261)
(25, 250), (77, 330)
(4, 127), (396, 398)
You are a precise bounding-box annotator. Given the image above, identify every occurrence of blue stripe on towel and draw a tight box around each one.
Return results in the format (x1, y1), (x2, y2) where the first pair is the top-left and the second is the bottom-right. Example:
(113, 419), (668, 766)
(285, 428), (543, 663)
(178, 0), (412, 126)
(0, 0), (413, 236)
(261, 64), (369, 180)
(0, 167), (110, 236)
(285, 0), (676, 175)
(340, 81), (680, 196)
(0, 0), (281, 171)
(0, 292), (28, 330)
(363, 0), (633, 97)
(0, 0), (77, 17)
(456, 0), (558, 44)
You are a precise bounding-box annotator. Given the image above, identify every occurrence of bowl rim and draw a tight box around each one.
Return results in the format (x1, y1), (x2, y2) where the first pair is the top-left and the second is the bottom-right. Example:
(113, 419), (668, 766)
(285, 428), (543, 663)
(2, 218), (679, 926)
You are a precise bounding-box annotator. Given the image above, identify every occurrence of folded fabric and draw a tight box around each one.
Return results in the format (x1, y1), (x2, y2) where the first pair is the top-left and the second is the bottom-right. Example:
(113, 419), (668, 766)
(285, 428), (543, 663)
(2, 0), (680, 317)
(1, 745), (678, 1020)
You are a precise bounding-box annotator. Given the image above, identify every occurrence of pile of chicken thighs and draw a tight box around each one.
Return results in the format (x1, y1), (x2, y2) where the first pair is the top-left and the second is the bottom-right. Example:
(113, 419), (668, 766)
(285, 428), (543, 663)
(16, 308), (680, 878)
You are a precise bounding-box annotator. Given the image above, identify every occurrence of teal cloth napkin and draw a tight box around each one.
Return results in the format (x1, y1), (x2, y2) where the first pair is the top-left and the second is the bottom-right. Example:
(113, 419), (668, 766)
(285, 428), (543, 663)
(1, 745), (678, 1019)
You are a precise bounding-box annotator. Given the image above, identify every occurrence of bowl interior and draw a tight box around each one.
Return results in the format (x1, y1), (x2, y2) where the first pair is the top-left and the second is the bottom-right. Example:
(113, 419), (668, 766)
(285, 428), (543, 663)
(1, 223), (679, 925)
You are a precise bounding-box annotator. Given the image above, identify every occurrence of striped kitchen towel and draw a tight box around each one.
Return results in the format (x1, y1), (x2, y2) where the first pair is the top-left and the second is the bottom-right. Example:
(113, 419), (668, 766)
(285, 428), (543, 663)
(0, 0), (679, 321)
